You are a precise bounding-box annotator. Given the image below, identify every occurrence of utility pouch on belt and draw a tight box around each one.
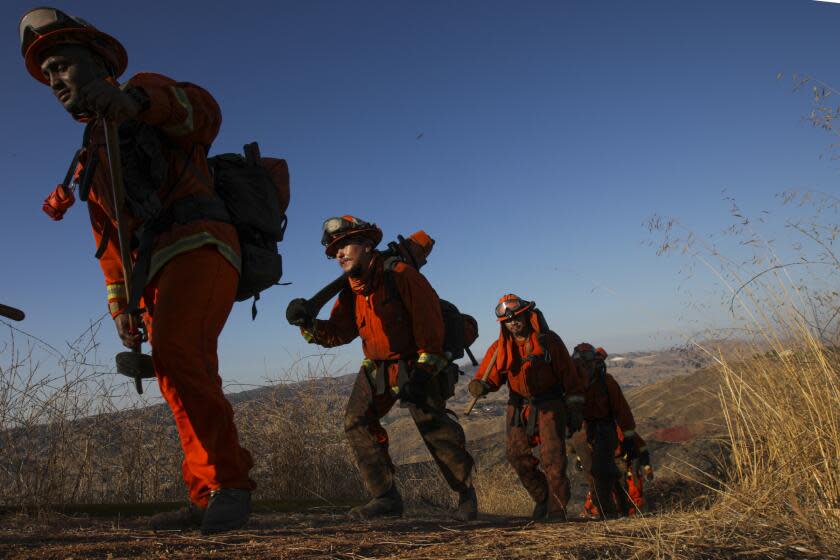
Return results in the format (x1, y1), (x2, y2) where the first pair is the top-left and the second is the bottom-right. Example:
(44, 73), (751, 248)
(509, 387), (566, 438)
(362, 359), (409, 397)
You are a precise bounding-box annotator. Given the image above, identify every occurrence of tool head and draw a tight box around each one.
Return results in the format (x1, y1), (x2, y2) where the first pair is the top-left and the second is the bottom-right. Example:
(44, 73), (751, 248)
(116, 351), (156, 379)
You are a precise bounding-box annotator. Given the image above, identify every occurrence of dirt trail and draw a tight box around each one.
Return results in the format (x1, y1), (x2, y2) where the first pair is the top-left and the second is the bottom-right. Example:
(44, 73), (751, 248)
(0, 509), (683, 559)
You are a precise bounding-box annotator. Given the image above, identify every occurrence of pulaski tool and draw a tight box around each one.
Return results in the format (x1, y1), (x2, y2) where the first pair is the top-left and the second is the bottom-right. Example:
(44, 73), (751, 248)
(102, 118), (155, 393)
(286, 232), (435, 327)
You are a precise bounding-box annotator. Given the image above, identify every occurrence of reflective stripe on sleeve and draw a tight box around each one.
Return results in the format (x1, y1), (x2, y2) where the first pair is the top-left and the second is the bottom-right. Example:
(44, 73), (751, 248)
(301, 326), (316, 343)
(107, 282), (127, 301)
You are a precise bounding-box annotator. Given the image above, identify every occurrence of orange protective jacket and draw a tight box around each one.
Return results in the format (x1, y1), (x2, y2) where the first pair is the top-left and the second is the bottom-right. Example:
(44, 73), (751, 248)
(304, 253), (448, 376)
(474, 314), (584, 406)
(584, 371), (637, 438)
(75, 72), (239, 317)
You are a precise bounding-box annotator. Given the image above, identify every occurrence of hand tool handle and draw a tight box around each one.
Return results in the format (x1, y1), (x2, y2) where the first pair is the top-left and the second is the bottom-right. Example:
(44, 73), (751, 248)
(465, 346), (498, 415)
(0, 304), (25, 322)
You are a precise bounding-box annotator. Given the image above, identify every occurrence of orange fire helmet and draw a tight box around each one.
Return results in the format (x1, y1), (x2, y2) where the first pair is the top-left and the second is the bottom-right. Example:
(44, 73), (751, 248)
(494, 293), (534, 322)
(20, 7), (127, 84)
(572, 342), (597, 362)
(321, 215), (383, 258)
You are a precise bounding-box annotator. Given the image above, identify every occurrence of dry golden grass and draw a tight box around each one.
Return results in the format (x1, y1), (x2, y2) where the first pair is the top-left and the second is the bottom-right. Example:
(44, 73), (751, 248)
(0, 334), (367, 509)
(635, 189), (840, 558)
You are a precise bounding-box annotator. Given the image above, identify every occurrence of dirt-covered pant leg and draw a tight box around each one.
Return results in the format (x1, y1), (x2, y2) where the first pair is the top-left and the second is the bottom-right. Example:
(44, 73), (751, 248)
(408, 377), (474, 493)
(143, 246), (255, 508)
(534, 400), (570, 515)
(506, 404), (548, 504)
(343, 368), (398, 498)
(587, 419), (620, 516)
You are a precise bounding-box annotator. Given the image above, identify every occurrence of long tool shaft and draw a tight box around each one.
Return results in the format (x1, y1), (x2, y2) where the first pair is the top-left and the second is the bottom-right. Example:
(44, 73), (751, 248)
(305, 274), (348, 319)
(103, 119), (144, 394)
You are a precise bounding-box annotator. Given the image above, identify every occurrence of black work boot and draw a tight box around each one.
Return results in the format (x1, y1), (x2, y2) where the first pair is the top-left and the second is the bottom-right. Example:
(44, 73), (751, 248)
(453, 486), (478, 521)
(348, 486), (403, 520)
(149, 503), (204, 531)
(201, 488), (251, 535)
(532, 498), (549, 520)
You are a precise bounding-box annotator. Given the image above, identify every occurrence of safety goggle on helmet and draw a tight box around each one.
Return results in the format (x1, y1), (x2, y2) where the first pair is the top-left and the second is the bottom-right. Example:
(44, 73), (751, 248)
(573, 343), (608, 363)
(495, 294), (534, 322)
(20, 8), (89, 51)
(19, 7), (127, 84)
(321, 215), (383, 258)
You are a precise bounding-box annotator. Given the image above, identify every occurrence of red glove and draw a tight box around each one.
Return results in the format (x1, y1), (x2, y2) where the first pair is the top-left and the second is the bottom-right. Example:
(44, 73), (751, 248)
(43, 184), (75, 220)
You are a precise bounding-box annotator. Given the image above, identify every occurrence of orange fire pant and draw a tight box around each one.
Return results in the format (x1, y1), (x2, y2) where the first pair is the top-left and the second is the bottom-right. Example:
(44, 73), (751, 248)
(142, 245), (255, 507)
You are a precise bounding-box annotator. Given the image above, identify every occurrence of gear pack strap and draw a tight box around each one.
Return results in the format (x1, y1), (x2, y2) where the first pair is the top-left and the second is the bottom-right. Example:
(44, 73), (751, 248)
(127, 194), (230, 313)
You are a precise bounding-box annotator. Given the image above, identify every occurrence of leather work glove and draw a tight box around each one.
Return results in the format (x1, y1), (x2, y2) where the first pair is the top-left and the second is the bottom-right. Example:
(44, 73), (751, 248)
(285, 298), (314, 328)
(399, 366), (432, 406)
(114, 312), (143, 350)
(621, 435), (638, 460)
(43, 183), (75, 221)
(468, 379), (490, 399)
(78, 79), (143, 123)
(566, 403), (584, 436)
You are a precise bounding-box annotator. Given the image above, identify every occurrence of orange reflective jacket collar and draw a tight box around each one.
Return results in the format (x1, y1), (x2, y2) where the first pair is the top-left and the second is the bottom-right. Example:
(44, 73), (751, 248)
(495, 310), (545, 373)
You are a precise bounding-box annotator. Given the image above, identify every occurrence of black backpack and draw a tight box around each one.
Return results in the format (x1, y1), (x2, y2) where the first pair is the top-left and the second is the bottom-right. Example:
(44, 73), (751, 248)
(381, 257), (478, 363)
(208, 142), (289, 311)
(75, 121), (289, 316)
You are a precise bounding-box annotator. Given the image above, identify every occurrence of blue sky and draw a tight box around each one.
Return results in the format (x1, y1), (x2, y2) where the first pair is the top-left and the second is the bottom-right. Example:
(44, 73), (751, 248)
(1, 0), (839, 393)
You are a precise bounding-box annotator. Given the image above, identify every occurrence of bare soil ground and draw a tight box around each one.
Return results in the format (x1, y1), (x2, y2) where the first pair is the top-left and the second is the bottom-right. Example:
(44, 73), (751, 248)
(1, 507), (795, 560)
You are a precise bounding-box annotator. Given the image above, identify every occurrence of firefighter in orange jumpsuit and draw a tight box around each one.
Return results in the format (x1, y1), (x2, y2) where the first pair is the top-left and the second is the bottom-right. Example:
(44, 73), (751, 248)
(286, 216), (477, 521)
(20, 7), (254, 533)
(571, 344), (653, 518)
(468, 295), (584, 520)
(614, 421), (653, 516)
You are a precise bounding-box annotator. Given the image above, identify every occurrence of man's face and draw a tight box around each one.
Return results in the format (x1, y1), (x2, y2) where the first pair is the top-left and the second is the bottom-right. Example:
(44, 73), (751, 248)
(576, 359), (595, 378)
(39, 44), (103, 114)
(335, 239), (373, 277)
(503, 314), (531, 338)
